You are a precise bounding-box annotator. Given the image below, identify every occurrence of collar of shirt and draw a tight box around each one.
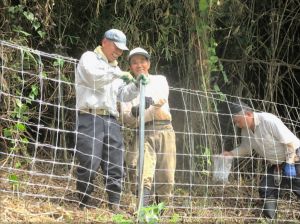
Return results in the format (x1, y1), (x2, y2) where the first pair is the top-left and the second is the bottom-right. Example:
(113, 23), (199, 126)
(253, 112), (260, 131)
(147, 74), (153, 84)
(94, 45), (118, 66)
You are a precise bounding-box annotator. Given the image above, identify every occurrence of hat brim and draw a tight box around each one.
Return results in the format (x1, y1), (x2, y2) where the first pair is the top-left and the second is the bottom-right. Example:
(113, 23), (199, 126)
(114, 41), (129, 51)
(128, 52), (150, 62)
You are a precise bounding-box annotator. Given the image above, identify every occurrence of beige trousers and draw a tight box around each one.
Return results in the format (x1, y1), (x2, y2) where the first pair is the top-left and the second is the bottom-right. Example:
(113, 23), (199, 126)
(125, 123), (176, 202)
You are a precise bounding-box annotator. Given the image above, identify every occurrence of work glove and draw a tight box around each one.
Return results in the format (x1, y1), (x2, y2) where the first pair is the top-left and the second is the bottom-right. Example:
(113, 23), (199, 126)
(131, 97), (153, 118)
(284, 164), (296, 178)
(121, 72), (134, 85)
(145, 97), (153, 109)
(131, 106), (139, 118)
(135, 74), (149, 86)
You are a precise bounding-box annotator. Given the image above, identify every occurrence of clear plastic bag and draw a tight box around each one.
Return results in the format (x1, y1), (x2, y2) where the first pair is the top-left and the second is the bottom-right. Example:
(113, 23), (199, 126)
(212, 155), (233, 184)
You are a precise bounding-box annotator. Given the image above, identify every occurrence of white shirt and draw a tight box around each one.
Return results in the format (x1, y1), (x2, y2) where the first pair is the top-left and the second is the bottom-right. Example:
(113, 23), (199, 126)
(231, 112), (300, 164)
(120, 74), (171, 128)
(76, 47), (139, 117)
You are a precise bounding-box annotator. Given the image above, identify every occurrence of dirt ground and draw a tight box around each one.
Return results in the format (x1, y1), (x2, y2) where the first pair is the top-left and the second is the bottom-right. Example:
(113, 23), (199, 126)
(1, 165), (300, 223)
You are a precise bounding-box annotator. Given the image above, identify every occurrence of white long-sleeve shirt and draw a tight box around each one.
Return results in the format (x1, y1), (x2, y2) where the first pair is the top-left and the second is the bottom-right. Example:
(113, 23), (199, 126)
(120, 74), (171, 128)
(75, 47), (139, 117)
(231, 112), (300, 164)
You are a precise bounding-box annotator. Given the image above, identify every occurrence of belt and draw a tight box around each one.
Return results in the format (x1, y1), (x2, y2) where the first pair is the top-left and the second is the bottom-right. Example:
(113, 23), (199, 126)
(144, 120), (170, 126)
(79, 108), (111, 116)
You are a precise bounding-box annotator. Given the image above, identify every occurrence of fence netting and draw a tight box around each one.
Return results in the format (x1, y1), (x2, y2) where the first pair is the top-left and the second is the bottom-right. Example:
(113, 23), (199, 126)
(1, 40), (300, 222)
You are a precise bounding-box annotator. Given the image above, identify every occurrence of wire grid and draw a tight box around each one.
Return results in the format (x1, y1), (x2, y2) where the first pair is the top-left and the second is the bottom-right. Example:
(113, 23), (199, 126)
(1, 40), (300, 222)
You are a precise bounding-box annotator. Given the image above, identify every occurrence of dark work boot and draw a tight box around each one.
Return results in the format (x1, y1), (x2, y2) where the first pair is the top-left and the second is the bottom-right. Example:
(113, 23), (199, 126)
(78, 193), (90, 211)
(109, 204), (129, 217)
(140, 187), (152, 207)
(263, 196), (278, 222)
(155, 195), (168, 216)
(128, 166), (136, 182)
(107, 190), (129, 217)
(128, 166), (137, 195)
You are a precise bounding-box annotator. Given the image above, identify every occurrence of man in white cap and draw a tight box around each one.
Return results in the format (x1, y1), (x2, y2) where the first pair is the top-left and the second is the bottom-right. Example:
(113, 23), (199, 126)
(222, 101), (300, 221)
(120, 47), (176, 207)
(75, 29), (148, 214)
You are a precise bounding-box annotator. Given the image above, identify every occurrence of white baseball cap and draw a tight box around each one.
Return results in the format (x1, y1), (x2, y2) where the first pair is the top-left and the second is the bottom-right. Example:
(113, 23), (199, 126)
(128, 47), (150, 62)
(104, 29), (129, 51)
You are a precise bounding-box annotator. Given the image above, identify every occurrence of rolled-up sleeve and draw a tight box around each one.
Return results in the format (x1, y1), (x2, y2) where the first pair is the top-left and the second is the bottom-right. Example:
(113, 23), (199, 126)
(120, 101), (138, 127)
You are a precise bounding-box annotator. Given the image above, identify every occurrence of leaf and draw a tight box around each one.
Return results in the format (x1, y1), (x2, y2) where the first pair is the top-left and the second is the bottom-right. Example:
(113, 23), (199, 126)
(16, 90), (21, 95)
(214, 85), (220, 92)
(22, 138), (29, 143)
(8, 174), (18, 182)
(199, 0), (209, 11)
(13, 25), (22, 31)
(26, 99), (32, 104)
(23, 11), (34, 21)
(204, 148), (211, 165)
(29, 85), (39, 94)
(14, 123), (25, 131)
(222, 70), (229, 83)
(9, 6), (15, 13)
(29, 93), (35, 99)
(210, 56), (218, 63)
(38, 31), (46, 38)
(31, 84), (37, 92)
(220, 93), (226, 101)
(204, 147), (211, 156)
(32, 22), (40, 30)
(33, 89), (38, 96)
(60, 59), (65, 67)
(15, 162), (21, 168)
(16, 99), (22, 108)
(31, 85), (38, 95)
(4, 129), (12, 137)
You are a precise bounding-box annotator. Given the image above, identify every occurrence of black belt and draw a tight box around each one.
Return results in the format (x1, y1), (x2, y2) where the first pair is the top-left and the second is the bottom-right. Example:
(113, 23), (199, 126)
(78, 108), (114, 117)
(144, 120), (171, 126)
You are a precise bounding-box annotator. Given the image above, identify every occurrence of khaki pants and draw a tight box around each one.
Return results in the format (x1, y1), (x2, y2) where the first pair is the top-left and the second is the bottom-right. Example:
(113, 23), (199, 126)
(125, 123), (176, 202)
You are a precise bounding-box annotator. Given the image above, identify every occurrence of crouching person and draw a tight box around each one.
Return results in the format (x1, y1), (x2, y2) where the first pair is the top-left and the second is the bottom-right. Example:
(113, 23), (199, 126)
(221, 101), (300, 221)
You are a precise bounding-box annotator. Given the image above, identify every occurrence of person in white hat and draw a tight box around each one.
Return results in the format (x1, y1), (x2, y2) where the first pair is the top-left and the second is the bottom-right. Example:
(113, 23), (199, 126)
(120, 47), (176, 207)
(75, 29), (148, 215)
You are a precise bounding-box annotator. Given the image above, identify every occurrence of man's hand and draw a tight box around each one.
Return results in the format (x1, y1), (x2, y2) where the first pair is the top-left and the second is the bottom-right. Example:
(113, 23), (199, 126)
(135, 74), (149, 86)
(145, 97), (153, 109)
(284, 164), (296, 178)
(220, 151), (234, 157)
(131, 97), (153, 118)
(121, 72), (134, 85)
(131, 106), (139, 118)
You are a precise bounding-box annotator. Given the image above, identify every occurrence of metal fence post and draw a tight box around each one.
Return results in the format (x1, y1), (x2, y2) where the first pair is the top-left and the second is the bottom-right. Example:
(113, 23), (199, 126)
(137, 79), (146, 215)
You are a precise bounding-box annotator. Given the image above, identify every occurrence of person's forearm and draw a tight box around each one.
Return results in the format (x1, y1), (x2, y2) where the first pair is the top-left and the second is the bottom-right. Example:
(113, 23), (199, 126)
(231, 147), (251, 157)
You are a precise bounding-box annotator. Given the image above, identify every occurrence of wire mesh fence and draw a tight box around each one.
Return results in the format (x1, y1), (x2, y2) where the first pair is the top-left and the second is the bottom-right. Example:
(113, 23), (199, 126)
(1, 40), (300, 222)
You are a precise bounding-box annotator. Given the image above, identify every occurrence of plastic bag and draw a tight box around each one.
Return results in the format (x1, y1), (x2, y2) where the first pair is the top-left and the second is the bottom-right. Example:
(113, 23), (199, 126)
(212, 155), (233, 184)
